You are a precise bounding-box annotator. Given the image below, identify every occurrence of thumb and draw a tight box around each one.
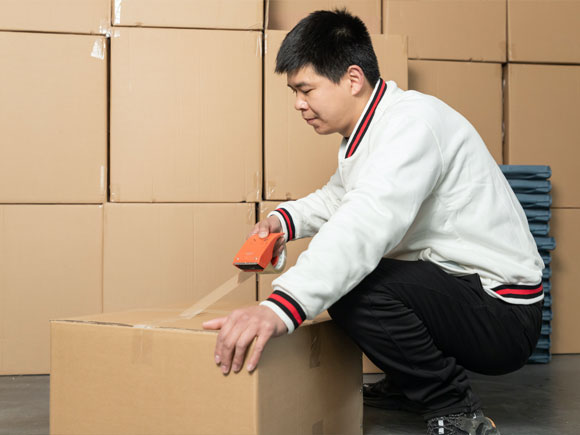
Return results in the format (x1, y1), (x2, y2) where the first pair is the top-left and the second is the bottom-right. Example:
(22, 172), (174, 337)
(202, 317), (227, 330)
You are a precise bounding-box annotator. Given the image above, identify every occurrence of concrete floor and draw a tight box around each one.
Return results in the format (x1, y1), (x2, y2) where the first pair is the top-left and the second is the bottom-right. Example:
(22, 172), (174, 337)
(1, 355), (579, 435)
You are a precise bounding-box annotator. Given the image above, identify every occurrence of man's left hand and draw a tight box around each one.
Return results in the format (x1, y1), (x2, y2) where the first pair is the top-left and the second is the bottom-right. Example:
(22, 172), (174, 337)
(202, 305), (288, 374)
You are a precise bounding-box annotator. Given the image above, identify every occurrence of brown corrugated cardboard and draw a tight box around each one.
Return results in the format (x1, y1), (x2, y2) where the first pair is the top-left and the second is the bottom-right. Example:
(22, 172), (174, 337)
(408, 60), (503, 164)
(508, 0), (580, 64)
(384, 0), (506, 61)
(50, 308), (363, 434)
(112, 0), (263, 30)
(550, 208), (580, 354)
(104, 203), (257, 312)
(110, 28), (262, 202)
(0, 205), (102, 375)
(268, 0), (381, 33)
(504, 64), (580, 207)
(0, 32), (107, 203)
(264, 30), (408, 201)
(0, 0), (110, 34)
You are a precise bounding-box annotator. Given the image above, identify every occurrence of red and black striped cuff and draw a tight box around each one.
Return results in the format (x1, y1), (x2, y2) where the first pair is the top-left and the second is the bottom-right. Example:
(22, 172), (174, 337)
(345, 78), (387, 159)
(266, 290), (307, 329)
(491, 282), (543, 300)
(273, 208), (296, 241)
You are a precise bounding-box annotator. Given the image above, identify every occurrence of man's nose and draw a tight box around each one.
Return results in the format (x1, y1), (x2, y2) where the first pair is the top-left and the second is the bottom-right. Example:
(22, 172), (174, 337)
(294, 95), (308, 111)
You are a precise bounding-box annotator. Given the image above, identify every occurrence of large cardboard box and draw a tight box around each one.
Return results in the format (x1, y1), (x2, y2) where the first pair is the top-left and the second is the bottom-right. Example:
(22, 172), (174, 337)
(110, 28), (262, 202)
(508, 0), (580, 64)
(408, 60), (503, 163)
(504, 64), (580, 207)
(264, 30), (408, 201)
(268, 0), (381, 33)
(384, 0), (506, 61)
(50, 308), (363, 434)
(0, 0), (110, 34)
(551, 208), (580, 354)
(112, 0), (263, 30)
(0, 32), (107, 203)
(0, 205), (102, 375)
(104, 203), (257, 312)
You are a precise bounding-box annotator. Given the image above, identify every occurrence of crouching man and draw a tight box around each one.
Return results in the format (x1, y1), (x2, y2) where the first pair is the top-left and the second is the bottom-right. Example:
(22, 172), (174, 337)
(204, 9), (543, 435)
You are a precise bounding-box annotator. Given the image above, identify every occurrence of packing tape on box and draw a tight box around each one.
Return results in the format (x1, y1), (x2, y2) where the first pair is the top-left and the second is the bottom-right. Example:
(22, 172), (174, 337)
(180, 272), (254, 318)
(256, 33), (263, 57)
(132, 272), (253, 329)
(91, 38), (106, 60)
(114, 0), (122, 25)
(132, 328), (154, 365)
(309, 325), (322, 369)
(99, 18), (111, 37)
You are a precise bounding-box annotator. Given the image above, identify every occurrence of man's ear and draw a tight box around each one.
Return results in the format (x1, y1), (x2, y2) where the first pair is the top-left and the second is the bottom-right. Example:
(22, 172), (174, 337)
(346, 65), (366, 96)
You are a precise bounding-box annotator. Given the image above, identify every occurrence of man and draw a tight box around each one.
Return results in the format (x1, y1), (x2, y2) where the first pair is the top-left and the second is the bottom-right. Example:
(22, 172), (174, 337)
(203, 9), (543, 435)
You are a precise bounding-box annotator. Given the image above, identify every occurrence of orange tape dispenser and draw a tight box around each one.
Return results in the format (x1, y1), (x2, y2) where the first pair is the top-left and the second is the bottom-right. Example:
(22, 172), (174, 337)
(233, 232), (286, 274)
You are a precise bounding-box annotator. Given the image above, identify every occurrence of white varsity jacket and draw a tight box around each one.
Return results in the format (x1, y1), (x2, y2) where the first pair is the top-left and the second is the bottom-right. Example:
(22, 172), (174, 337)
(261, 79), (544, 334)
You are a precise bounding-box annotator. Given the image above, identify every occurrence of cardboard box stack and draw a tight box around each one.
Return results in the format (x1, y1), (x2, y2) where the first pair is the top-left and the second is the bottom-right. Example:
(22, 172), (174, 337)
(503, 2), (580, 355)
(385, 0), (505, 164)
(0, 6), (108, 375)
(500, 165), (555, 363)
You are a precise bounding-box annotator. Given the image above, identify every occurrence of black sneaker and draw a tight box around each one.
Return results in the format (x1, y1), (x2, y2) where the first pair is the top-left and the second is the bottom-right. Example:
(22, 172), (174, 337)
(426, 409), (500, 435)
(363, 377), (425, 414)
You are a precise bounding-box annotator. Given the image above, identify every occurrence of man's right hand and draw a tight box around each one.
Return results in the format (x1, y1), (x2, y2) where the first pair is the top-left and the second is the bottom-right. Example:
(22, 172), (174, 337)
(249, 215), (286, 257)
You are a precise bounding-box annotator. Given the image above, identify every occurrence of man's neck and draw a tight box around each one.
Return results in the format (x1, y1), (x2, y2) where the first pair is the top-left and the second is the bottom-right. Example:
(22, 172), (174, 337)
(341, 83), (375, 138)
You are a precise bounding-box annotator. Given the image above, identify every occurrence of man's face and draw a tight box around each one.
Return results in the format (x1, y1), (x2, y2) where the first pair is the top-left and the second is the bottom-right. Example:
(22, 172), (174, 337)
(287, 65), (353, 136)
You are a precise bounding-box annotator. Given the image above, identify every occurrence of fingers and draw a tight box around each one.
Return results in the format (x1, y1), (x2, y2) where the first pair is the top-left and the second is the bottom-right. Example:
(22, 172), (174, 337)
(246, 331), (273, 372)
(274, 236), (285, 257)
(230, 325), (260, 373)
(248, 220), (271, 239)
(202, 317), (227, 330)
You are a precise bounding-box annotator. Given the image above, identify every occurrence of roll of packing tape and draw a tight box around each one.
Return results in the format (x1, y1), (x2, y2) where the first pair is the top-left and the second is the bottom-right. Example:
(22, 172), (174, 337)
(261, 245), (287, 274)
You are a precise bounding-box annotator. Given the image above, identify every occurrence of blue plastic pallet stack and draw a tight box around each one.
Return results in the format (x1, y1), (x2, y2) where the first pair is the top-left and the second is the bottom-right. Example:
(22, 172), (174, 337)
(500, 165), (555, 363)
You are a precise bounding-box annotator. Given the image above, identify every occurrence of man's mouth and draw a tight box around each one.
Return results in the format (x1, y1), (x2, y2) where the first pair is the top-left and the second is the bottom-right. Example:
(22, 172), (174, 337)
(304, 117), (317, 125)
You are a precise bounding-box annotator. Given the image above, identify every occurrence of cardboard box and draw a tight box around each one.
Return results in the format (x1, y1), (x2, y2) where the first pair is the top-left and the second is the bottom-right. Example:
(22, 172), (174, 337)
(551, 208), (580, 354)
(0, 32), (107, 203)
(408, 60), (503, 163)
(112, 0), (263, 30)
(268, 0), (381, 33)
(104, 203), (257, 312)
(264, 30), (408, 201)
(384, 0), (506, 61)
(504, 64), (580, 207)
(50, 308), (363, 434)
(0, 0), (110, 34)
(508, 0), (580, 64)
(0, 205), (102, 375)
(110, 28), (262, 202)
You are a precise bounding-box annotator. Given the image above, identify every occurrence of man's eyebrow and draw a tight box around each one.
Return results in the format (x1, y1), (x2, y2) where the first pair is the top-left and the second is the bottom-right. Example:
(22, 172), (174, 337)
(287, 82), (310, 90)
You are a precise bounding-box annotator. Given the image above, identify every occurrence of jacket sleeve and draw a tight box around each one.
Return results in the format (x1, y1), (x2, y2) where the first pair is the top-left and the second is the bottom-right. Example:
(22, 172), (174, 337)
(268, 167), (346, 242)
(261, 115), (444, 333)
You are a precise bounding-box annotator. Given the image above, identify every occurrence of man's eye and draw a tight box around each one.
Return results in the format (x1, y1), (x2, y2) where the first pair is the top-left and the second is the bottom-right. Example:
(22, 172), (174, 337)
(303, 89), (312, 95)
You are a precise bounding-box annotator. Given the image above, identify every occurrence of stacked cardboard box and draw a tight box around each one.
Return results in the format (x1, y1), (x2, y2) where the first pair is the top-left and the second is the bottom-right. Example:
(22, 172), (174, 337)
(504, 1), (580, 354)
(0, 9), (108, 374)
(500, 165), (555, 363)
(384, 1), (505, 163)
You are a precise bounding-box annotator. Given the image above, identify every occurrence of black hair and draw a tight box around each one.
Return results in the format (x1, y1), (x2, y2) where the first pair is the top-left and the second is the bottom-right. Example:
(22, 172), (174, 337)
(275, 9), (380, 85)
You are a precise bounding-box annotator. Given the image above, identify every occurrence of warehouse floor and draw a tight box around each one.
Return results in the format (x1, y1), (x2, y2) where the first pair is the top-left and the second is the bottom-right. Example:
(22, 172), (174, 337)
(1, 355), (578, 435)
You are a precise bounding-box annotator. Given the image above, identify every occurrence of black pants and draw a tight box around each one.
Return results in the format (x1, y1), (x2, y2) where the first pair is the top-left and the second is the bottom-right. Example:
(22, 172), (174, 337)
(328, 258), (543, 420)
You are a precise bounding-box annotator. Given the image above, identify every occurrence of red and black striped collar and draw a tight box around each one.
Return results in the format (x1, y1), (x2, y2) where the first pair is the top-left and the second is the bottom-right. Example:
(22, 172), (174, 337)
(344, 78), (387, 159)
